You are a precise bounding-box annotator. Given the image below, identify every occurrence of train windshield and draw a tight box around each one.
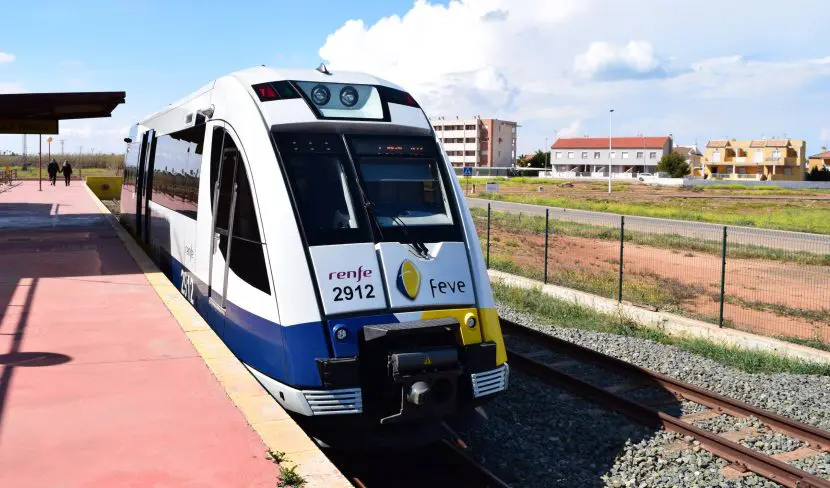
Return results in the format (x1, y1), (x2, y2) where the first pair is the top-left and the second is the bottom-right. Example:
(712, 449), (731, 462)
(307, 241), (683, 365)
(274, 133), (372, 246)
(357, 158), (453, 227)
(275, 133), (462, 245)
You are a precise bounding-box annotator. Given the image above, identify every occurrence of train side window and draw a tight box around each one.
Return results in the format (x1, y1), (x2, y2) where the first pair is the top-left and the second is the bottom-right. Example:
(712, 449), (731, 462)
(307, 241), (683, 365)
(229, 161), (269, 294)
(211, 128), (270, 295)
(150, 124), (204, 218)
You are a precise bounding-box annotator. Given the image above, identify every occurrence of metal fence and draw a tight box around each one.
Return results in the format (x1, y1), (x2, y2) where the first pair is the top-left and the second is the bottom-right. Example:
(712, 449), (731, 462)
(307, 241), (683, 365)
(474, 203), (830, 345)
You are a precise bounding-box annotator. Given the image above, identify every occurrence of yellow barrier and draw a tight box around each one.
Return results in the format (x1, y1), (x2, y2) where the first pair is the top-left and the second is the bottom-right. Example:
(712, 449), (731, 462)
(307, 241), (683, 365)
(85, 176), (122, 200)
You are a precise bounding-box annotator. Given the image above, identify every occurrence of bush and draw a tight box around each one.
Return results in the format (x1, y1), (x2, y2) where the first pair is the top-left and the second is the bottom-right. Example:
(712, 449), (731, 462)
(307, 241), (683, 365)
(656, 152), (691, 178)
(806, 166), (830, 181)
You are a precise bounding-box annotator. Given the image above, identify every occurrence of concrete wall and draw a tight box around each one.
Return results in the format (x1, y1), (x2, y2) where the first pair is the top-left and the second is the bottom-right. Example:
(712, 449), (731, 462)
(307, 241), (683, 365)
(683, 179), (830, 189)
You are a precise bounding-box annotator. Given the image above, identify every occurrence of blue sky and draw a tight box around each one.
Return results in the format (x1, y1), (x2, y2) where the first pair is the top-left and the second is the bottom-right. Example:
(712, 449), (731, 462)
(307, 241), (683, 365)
(1, 0), (829, 156)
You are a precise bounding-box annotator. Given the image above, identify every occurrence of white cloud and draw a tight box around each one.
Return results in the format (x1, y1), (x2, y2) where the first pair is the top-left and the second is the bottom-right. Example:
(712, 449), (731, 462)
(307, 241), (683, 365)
(574, 41), (665, 81)
(0, 52), (15, 63)
(0, 81), (23, 93)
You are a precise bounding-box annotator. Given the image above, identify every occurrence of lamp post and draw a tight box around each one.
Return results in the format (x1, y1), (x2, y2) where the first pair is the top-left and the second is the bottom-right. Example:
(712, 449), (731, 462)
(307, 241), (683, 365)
(608, 109), (614, 194)
(545, 136), (549, 176)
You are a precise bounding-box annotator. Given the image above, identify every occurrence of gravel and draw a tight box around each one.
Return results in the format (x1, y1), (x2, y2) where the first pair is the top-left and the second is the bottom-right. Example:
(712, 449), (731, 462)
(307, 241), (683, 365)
(498, 305), (830, 431)
(465, 304), (830, 486)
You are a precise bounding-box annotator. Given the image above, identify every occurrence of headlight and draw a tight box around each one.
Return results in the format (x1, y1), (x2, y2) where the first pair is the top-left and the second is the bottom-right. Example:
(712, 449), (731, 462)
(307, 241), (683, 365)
(310, 84), (331, 106)
(340, 86), (359, 107)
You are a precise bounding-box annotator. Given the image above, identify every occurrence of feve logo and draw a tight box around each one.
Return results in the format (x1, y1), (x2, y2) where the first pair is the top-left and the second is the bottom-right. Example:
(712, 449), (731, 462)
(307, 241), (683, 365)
(396, 259), (421, 300)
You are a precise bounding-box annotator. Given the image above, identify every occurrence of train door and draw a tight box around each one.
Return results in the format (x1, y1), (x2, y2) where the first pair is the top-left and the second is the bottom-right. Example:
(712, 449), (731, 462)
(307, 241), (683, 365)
(134, 129), (156, 241)
(142, 134), (157, 246)
(207, 124), (238, 318)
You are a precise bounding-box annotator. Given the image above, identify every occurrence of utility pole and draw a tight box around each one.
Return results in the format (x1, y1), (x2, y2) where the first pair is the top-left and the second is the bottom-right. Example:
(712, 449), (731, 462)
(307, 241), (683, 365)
(545, 136), (549, 176)
(59, 139), (65, 156)
(608, 109), (614, 194)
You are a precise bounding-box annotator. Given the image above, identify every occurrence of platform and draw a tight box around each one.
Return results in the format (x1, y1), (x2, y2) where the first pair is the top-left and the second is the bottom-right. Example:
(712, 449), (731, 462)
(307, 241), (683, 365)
(0, 181), (349, 487)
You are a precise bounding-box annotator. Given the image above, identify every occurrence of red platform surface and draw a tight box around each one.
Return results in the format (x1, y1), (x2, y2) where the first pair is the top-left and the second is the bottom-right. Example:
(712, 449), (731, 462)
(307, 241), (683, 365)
(0, 182), (275, 487)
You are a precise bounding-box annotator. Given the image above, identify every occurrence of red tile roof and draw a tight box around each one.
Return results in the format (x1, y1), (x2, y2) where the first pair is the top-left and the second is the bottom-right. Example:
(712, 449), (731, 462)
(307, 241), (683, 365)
(707, 140), (730, 148)
(809, 151), (830, 159)
(551, 136), (670, 150)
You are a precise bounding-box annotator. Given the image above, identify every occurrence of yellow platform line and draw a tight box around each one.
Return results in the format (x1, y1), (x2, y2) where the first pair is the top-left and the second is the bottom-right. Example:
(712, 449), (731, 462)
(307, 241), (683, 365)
(83, 185), (352, 487)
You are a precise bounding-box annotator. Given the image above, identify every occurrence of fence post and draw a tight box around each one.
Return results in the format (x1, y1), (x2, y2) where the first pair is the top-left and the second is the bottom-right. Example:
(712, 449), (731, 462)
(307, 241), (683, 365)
(544, 208), (549, 284)
(618, 215), (625, 303)
(719, 226), (727, 328)
(486, 203), (491, 269)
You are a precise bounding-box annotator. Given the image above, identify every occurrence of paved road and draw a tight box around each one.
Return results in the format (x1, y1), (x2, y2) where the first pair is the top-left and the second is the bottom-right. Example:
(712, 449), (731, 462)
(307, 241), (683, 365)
(467, 198), (830, 254)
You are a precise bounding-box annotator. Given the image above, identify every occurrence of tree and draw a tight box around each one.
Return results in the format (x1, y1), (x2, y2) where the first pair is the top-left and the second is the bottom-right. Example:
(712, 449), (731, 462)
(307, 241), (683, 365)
(807, 166), (830, 182)
(656, 152), (691, 178)
(516, 150), (549, 169)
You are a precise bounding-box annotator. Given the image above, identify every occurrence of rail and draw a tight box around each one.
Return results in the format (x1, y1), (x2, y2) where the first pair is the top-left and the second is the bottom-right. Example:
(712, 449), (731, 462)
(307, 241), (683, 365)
(501, 318), (830, 488)
(329, 438), (512, 488)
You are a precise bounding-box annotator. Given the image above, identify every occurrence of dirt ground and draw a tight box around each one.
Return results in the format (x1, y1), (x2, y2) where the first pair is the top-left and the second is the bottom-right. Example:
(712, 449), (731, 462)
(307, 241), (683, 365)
(484, 224), (830, 343)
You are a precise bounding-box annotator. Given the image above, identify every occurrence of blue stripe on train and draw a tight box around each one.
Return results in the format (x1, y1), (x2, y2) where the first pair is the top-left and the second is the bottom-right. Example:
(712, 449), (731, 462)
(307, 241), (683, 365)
(158, 247), (402, 387)
(160, 248), (329, 387)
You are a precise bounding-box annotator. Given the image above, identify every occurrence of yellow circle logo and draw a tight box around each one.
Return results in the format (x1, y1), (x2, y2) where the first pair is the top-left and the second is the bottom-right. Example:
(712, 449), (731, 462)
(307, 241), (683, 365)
(396, 259), (421, 300)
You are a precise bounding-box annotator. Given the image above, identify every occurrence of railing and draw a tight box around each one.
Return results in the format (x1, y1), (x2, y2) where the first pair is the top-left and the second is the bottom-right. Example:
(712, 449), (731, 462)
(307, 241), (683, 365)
(0, 169), (18, 184)
(474, 204), (830, 346)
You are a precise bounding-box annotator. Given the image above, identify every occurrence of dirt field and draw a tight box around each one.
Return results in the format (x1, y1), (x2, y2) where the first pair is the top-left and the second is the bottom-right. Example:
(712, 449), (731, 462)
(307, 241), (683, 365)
(479, 221), (830, 343)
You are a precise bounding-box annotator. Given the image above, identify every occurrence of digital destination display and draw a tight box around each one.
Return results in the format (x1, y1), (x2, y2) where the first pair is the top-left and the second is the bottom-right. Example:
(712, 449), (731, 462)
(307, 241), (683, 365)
(351, 138), (434, 157)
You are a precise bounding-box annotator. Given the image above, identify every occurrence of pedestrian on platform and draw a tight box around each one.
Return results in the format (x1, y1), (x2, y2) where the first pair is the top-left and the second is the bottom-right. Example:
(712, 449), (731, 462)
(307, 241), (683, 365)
(47, 159), (59, 186)
(61, 160), (73, 186)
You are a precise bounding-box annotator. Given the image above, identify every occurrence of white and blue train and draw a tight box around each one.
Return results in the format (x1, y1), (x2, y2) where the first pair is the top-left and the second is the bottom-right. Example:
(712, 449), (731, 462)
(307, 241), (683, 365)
(120, 65), (508, 447)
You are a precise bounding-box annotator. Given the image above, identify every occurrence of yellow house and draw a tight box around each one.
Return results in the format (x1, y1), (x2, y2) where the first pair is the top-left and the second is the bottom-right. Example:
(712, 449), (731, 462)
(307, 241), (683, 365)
(701, 138), (806, 181)
(808, 150), (830, 172)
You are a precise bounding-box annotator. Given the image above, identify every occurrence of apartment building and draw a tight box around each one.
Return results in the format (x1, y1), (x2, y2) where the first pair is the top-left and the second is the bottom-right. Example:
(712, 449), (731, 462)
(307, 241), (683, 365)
(702, 138), (806, 181)
(430, 117), (518, 167)
(673, 145), (703, 169)
(549, 136), (673, 175)
(808, 149), (830, 171)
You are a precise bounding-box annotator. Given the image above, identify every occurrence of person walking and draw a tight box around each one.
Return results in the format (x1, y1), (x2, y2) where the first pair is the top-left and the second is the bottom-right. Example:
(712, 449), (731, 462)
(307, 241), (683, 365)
(61, 160), (73, 186)
(47, 159), (59, 186)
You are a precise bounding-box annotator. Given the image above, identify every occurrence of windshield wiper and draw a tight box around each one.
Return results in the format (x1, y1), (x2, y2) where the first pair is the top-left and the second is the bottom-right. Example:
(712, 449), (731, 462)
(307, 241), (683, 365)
(391, 213), (430, 258)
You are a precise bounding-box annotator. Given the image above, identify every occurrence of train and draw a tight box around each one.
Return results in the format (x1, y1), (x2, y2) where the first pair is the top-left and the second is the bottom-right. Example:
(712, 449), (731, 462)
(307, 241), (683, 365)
(119, 65), (508, 448)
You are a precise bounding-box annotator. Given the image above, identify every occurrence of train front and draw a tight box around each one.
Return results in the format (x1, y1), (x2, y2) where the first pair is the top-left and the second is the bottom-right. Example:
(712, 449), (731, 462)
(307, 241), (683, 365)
(253, 73), (508, 447)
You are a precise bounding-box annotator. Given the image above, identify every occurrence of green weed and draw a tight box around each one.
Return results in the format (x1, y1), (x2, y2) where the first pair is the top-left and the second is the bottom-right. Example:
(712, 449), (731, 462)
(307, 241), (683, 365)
(493, 281), (830, 375)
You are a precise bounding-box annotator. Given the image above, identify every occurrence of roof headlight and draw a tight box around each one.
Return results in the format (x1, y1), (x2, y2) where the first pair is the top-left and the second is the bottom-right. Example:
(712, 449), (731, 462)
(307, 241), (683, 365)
(310, 84), (331, 106)
(340, 86), (359, 107)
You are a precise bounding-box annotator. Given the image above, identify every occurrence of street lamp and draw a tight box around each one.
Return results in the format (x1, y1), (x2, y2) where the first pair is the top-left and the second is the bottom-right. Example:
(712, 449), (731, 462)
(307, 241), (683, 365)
(608, 109), (614, 194)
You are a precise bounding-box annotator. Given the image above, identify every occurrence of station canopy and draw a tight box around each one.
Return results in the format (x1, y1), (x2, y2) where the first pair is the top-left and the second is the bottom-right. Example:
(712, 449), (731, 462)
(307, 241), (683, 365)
(0, 91), (126, 134)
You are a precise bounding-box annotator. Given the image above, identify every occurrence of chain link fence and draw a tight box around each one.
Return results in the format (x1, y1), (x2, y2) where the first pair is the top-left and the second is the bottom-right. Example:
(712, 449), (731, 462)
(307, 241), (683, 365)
(476, 203), (830, 346)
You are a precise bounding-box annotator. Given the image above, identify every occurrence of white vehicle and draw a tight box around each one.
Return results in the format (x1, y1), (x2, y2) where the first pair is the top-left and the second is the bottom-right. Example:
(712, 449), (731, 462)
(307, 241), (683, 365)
(120, 65), (508, 448)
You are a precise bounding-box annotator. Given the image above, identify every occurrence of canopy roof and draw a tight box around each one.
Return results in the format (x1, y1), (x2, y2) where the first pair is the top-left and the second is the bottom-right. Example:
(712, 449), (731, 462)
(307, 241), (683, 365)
(0, 91), (125, 120)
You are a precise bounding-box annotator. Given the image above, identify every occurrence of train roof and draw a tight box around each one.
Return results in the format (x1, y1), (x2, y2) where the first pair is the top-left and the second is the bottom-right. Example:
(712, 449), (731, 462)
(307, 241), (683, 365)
(139, 65), (407, 125)
(230, 66), (404, 92)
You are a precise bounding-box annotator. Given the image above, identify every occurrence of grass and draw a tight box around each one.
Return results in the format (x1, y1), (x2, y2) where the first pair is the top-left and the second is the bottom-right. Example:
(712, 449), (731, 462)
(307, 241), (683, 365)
(493, 281), (830, 375)
(724, 296), (830, 324)
(778, 336), (830, 353)
(3, 164), (117, 180)
(474, 191), (830, 235)
(266, 450), (306, 488)
(472, 207), (830, 266)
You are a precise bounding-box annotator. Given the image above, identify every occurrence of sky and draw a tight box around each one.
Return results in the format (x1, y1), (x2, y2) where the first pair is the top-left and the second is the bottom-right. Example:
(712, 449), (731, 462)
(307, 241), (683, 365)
(1, 0), (829, 157)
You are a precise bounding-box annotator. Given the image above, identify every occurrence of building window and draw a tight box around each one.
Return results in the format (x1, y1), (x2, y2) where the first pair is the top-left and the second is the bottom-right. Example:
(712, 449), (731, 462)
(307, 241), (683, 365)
(784, 167), (792, 175)
(594, 151), (601, 159)
(555, 152), (562, 159)
(756, 167), (764, 174)
(649, 151), (657, 159)
(465, 150), (475, 156)
(465, 125), (476, 130)
(581, 151), (588, 159)
(772, 149), (782, 159)
(636, 151), (644, 159)
(567, 151), (574, 159)
(737, 167), (746, 174)
(754, 150), (763, 163)
(465, 138), (475, 143)
(622, 151), (629, 159)
(610, 151), (616, 159)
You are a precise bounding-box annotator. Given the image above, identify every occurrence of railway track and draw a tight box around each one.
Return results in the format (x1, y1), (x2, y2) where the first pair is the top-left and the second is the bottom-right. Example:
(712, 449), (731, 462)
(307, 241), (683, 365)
(327, 438), (512, 488)
(501, 318), (830, 488)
